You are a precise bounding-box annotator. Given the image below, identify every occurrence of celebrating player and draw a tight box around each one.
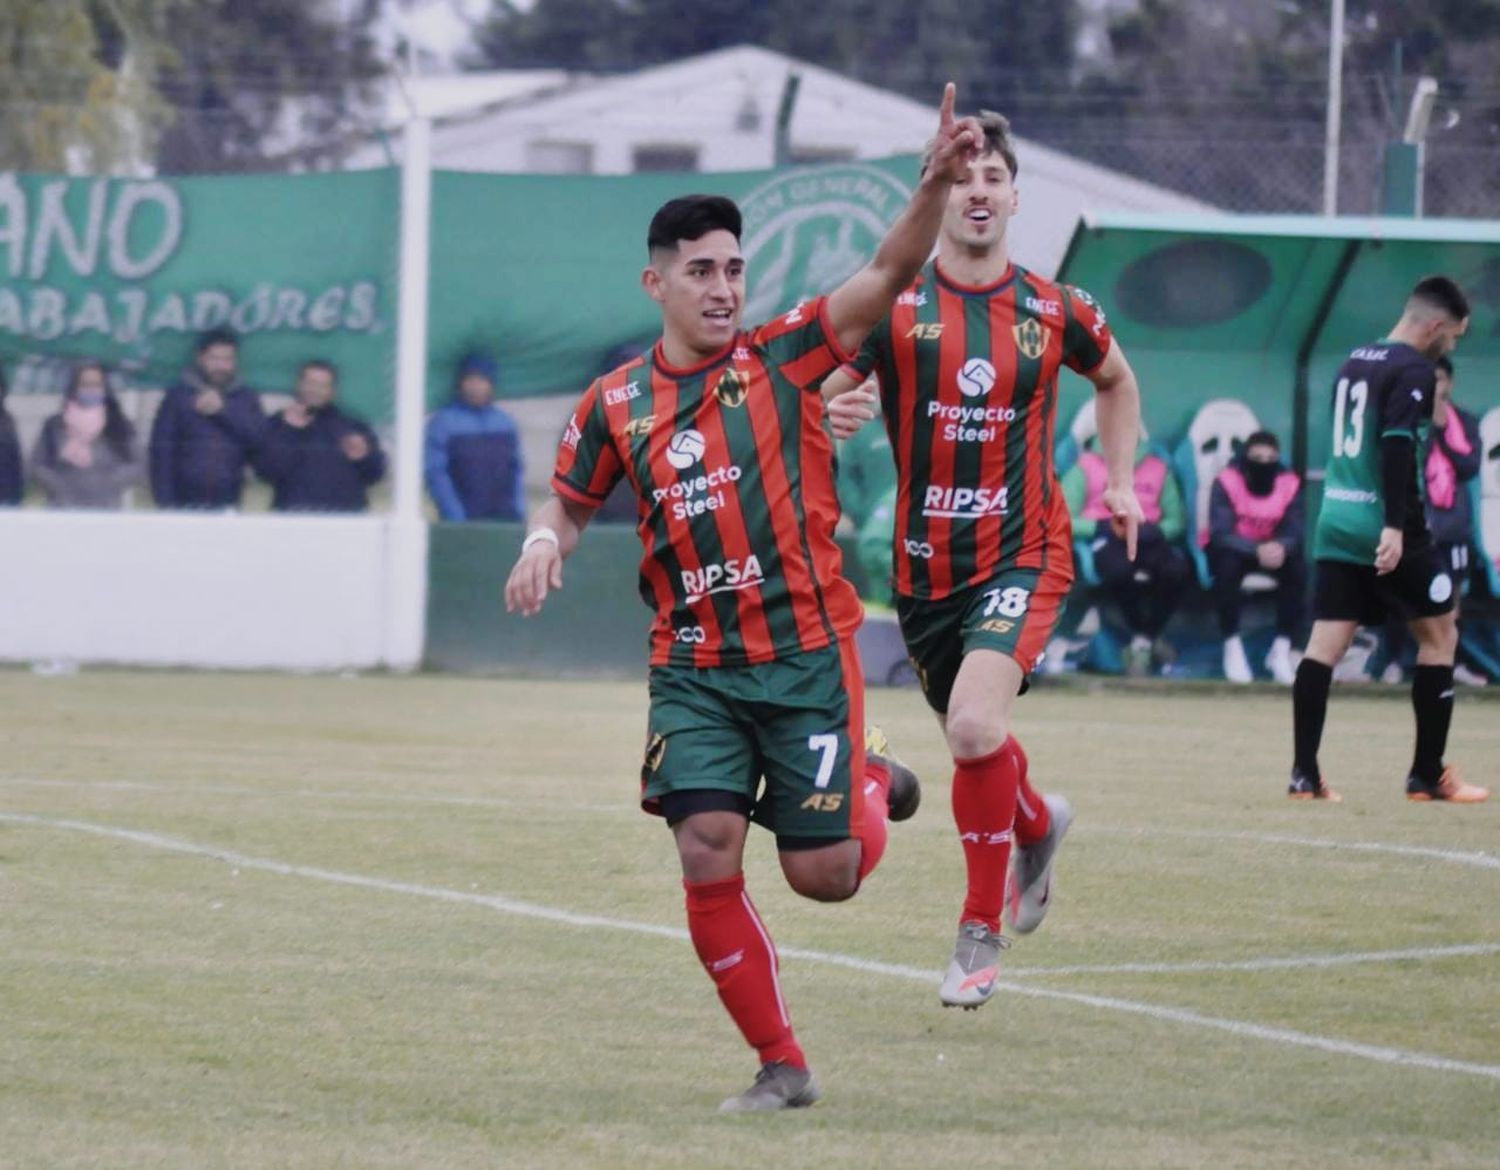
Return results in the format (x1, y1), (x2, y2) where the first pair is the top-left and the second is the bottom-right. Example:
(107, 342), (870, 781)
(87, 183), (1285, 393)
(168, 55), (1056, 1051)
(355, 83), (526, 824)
(1289, 276), (1489, 803)
(505, 86), (982, 1111)
(821, 111), (1145, 1009)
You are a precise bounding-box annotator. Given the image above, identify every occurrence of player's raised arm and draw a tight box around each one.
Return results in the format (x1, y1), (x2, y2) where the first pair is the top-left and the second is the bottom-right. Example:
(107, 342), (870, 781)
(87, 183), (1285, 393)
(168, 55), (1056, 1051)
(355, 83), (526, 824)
(504, 493), (596, 616)
(1088, 340), (1146, 561)
(825, 83), (980, 356)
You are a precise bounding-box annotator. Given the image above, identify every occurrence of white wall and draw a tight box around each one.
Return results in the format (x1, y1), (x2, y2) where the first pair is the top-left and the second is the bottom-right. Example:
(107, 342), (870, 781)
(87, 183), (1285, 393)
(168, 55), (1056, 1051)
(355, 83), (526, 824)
(0, 511), (406, 671)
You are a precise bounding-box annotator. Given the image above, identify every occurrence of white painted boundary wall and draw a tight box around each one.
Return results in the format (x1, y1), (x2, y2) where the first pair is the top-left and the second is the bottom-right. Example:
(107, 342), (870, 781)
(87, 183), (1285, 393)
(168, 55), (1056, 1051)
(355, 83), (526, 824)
(0, 511), (426, 671)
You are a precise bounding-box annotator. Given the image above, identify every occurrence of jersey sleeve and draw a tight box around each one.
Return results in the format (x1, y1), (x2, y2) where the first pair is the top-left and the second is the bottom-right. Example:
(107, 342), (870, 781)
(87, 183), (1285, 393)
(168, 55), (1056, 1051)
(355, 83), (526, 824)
(747, 294), (857, 391)
(836, 316), (890, 384)
(1378, 359), (1433, 439)
(551, 381), (623, 507)
(1060, 284), (1114, 376)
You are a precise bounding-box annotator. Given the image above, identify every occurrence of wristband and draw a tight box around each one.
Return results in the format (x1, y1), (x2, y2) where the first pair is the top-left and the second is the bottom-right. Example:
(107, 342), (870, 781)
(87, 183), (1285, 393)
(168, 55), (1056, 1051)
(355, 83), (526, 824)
(522, 527), (560, 553)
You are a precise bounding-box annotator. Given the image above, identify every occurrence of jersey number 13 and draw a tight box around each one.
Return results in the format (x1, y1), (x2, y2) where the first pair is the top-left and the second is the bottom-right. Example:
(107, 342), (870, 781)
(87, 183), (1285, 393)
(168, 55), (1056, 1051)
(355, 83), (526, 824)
(1332, 377), (1368, 459)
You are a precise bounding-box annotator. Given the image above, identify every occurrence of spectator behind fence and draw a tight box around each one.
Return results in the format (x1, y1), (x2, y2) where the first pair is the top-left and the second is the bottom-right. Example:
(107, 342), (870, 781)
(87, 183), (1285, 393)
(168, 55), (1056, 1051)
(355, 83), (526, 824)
(29, 361), (141, 510)
(255, 360), (386, 513)
(424, 352), (524, 521)
(149, 329), (266, 510)
(0, 364), (20, 505)
(1384, 356), (1488, 686)
(1064, 434), (1190, 676)
(1208, 429), (1304, 685)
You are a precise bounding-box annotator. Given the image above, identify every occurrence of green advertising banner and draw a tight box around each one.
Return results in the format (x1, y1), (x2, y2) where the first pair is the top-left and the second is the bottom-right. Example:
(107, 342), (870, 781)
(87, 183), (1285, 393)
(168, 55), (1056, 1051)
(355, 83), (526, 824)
(426, 157), (920, 402)
(0, 169), (399, 417)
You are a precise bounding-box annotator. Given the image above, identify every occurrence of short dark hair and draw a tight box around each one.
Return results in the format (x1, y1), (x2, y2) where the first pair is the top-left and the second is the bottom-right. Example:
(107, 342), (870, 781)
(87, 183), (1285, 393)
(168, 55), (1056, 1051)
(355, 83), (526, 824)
(300, 359), (337, 381)
(922, 109), (1018, 179)
(1435, 355), (1454, 376)
(1409, 275), (1469, 322)
(647, 195), (742, 254)
(196, 327), (239, 353)
(1244, 430), (1280, 452)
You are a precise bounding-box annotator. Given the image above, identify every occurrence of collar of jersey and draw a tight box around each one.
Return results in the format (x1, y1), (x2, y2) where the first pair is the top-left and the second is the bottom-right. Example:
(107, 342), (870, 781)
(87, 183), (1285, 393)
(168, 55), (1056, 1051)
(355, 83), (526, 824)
(934, 259), (1017, 297)
(652, 337), (738, 379)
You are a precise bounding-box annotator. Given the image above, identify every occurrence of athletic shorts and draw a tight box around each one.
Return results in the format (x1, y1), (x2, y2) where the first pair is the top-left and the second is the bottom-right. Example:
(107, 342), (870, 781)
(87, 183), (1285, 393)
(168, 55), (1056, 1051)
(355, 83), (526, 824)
(639, 638), (867, 847)
(896, 565), (1070, 715)
(1312, 550), (1456, 626)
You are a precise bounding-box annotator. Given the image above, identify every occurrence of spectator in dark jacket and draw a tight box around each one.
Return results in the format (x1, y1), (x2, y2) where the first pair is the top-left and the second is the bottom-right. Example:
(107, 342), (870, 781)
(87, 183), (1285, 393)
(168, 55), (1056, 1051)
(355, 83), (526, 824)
(424, 352), (524, 521)
(0, 363), (21, 505)
(255, 360), (386, 513)
(30, 360), (141, 509)
(149, 328), (266, 509)
(1208, 430), (1305, 685)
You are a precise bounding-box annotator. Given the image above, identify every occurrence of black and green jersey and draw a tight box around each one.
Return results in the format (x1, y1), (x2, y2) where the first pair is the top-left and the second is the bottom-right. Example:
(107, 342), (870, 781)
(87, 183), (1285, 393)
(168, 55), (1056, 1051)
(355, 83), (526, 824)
(1313, 339), (1434, 565)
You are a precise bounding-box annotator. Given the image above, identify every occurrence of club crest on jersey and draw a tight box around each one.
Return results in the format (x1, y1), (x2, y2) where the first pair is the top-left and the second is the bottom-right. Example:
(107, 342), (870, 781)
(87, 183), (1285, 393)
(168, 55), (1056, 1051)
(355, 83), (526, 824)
(715, 367), (749, 408)
(1013, 318), (1050, 361)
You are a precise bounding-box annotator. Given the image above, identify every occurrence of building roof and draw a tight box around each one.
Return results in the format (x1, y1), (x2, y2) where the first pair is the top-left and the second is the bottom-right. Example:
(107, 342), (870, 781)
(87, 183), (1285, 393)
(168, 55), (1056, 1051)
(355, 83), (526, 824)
(354, 45), (1211, 276)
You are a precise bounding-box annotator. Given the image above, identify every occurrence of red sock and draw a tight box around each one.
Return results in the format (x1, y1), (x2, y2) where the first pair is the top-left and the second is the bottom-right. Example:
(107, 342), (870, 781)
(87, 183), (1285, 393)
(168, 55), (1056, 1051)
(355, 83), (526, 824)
(857, 758), (890, 882)
(684, 874), (805, 1069)
(1007, 736), (1051, 847)
(951, 743), (1019, 931)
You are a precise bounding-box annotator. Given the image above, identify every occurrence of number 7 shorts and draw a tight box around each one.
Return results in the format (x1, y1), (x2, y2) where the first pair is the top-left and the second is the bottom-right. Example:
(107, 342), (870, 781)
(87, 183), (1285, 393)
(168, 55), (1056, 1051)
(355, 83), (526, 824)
(639, 638), (869, 847)
(896, 565), (1071, 714)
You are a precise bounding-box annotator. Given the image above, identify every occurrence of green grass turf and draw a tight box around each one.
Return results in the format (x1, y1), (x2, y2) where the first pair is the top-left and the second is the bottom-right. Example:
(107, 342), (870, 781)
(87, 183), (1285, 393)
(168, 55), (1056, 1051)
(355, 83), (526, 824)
(1, 670), (1497, 1169)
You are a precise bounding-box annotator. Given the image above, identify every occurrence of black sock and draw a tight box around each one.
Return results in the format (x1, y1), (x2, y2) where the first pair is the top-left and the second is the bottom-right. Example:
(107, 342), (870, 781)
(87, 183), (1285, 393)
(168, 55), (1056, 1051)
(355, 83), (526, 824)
(1292, 658), (1333, 780)
(1410, 664), (1455, 785)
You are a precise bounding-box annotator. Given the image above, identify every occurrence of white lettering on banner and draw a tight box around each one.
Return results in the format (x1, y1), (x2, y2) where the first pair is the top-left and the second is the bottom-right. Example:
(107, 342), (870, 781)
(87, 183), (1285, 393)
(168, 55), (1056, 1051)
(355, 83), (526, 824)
(680, 556), (765, 603)
(0, 178), (384, 345)
(0, 281), (384, 344)
(921, 484), (1009, 519)
(1, 176), (182, 281)
(31, 181), (107, 279)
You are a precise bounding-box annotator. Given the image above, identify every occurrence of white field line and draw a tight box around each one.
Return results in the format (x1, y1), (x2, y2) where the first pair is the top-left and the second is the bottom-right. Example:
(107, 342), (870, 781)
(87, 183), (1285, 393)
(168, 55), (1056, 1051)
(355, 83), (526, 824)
(5, 812), (1499, 1083)
(1090, 825), (1500, 872)
(8, 777), (1500, 875)
(0, 776), (626, 816)
(1007, 942), (1500, 978)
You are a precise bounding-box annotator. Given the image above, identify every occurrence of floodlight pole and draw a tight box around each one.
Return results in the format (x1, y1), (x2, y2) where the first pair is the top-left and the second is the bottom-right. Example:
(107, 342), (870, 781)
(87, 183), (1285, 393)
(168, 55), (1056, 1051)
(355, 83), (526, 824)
(385, 113), (433, 671)
(1322, 0), (1345, 216)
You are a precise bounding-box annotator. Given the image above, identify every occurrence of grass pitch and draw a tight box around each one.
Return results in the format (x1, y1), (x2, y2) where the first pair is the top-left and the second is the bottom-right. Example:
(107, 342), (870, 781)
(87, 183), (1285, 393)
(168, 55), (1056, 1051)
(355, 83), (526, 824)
(2, 669), (1497, 1170)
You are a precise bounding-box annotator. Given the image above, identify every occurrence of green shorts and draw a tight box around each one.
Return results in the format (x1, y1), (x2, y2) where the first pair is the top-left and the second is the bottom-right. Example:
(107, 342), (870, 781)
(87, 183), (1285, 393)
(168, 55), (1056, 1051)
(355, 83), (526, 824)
(896, 566), (1070, 714)
(640, 639), (868, 846)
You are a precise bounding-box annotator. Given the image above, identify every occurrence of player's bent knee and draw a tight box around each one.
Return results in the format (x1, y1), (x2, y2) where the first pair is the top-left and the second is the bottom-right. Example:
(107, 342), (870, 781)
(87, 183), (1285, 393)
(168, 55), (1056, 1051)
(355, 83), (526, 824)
(779, 841), (860, 902)
(944, 703), (1006, 760)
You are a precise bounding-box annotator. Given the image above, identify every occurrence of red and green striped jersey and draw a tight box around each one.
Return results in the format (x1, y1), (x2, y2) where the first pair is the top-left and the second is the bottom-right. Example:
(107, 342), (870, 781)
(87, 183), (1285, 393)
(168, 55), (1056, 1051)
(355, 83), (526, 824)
(843, 261), (1113, 600)
(553, 295), (863, 668)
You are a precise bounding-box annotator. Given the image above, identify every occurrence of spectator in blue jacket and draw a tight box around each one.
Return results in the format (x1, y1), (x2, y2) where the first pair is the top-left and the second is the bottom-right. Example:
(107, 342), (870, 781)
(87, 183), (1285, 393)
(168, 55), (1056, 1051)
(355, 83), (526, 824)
(255, 360), (386, 513)
(424, 352), (524, 521)
(149, 329), (266, 509)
